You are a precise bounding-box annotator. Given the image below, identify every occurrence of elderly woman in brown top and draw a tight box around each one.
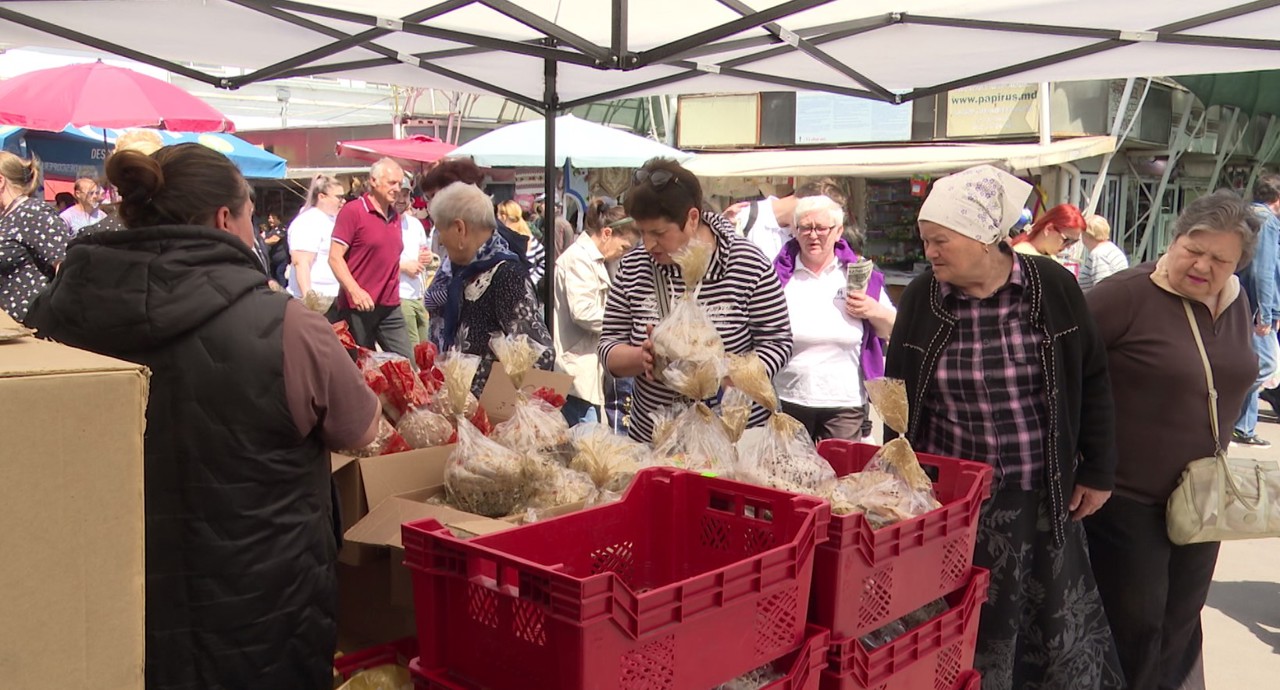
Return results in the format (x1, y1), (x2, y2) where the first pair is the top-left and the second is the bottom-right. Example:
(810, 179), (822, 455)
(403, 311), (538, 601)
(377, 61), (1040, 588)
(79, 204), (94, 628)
(1085, 190), (1258, 690)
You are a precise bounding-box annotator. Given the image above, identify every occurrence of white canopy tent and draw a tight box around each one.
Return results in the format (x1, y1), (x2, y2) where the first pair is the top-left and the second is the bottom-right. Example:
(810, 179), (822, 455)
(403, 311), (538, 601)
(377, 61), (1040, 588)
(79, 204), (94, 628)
(3, 0), (1277, 320)
(684, 136), (1117, 177)
(448, 114), (693, 167)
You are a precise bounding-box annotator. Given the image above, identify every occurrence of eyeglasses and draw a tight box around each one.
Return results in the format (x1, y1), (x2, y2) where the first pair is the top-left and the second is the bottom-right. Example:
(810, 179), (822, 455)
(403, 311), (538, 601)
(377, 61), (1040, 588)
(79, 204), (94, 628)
(1060, 232), (1081, 248)
(796, 224), (836, 237)
(633, 168), (681, 191)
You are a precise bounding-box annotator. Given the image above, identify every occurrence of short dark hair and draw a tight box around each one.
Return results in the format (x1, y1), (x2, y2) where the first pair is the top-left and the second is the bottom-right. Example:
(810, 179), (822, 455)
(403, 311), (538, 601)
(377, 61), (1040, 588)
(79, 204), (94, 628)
(107, 143), (249, 229)
(624, 157), (703, 224)
(54, 192), (75, 208)
(1254, 174), (1280, 205)
(420, 158), (485, 194)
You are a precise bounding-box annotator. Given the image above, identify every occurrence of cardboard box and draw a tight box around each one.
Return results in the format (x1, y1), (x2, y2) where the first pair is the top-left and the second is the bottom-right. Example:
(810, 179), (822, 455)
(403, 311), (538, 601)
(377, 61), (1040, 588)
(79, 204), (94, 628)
(0, 313), (149, 688)
(479, 361), (574, 423)
(332, 445), (455, 565)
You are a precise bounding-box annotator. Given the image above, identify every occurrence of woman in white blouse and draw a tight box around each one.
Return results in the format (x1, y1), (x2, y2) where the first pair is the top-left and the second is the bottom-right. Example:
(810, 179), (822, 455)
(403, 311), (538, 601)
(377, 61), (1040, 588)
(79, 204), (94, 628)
(772, 195), (896, 441)
(287, 174), (346, 314)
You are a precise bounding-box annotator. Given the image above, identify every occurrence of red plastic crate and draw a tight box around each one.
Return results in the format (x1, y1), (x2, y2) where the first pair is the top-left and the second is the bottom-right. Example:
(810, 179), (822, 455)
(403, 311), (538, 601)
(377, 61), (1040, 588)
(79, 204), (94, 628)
(333, 637), (417, 682)
(811, 440), (993, 640)
(410, 625), (831, 690)
(819, 568), (989, 690)
(401, 467), (831, 690)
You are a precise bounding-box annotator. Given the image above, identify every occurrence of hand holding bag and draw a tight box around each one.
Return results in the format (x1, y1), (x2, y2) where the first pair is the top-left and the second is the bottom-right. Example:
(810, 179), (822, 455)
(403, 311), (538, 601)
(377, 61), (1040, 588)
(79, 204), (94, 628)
(1167, 299), (1280, 545)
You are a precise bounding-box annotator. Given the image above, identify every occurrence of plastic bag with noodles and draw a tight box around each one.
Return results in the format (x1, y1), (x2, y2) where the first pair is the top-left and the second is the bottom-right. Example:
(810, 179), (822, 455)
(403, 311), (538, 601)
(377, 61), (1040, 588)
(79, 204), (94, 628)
(444, 416), (532, 517)
(719, 387), (754, 444)
(569, 423), (651, 495)
(828, 378), (940, 526)
(335, 663), (411, 690)
(523, 464), (597, 511)
(726, 352), (778, 413)
(736, 412), (837, 495)
(338, 417), (413, 458)
(650, 238), (727, 401)
(432, 350), (482, 419)
(489, 334), (574, 463)
(651, 402), (737, 475)
(713, 664), (786, 690)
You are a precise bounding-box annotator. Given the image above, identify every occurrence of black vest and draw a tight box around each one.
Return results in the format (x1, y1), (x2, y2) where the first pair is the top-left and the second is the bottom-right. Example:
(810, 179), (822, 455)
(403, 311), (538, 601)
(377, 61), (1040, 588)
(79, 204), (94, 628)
(28, 226), (336, 690)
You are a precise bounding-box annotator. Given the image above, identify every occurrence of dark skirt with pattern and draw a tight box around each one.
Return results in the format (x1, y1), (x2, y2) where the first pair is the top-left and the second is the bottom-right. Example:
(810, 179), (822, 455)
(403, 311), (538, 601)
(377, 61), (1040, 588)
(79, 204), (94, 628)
(975, 489), (1126, 690)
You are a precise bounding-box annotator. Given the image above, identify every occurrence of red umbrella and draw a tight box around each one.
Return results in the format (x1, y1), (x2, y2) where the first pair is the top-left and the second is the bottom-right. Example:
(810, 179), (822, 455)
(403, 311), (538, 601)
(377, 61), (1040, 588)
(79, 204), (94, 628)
(336, 135), (457, 165)
(0, 61), (234, 133)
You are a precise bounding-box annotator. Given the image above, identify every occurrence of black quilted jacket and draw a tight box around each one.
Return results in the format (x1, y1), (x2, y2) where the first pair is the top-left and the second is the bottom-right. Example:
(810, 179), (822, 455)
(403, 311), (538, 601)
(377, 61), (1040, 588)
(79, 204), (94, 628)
(29, 226), (336, 690)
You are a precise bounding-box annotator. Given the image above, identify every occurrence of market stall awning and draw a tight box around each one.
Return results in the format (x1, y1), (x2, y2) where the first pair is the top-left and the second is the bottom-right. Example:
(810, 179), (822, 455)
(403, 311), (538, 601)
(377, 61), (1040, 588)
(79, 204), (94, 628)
(447, 114), (691, 168)
(336, 134), (456, 165)
(683, 136), (1117, 177)
(0, 125), (288, 178)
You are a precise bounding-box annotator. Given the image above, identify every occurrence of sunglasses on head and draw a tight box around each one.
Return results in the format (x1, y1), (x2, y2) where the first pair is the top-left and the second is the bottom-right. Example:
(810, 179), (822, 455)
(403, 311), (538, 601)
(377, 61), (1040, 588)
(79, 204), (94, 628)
(633, 168), (681, 191)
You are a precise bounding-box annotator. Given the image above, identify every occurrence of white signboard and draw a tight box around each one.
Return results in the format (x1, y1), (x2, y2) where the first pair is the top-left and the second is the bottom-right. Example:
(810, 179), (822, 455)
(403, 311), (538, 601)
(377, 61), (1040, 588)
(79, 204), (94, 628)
(794, 92), (913, 144)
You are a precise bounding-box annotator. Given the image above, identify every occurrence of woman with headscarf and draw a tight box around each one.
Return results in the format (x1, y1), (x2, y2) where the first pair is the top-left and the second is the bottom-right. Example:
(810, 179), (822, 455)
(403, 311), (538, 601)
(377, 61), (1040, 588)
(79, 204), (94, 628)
(885, 165), (1124, 689)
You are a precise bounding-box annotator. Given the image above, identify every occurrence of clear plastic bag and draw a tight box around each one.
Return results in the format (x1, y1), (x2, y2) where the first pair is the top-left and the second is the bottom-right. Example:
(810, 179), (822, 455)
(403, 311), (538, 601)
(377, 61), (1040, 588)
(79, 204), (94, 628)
(568, 423), (651, 504)
(713, 664), (785, 690)
(432, 350), (482, 419)
(444, 416), (532, 517)
(719, 388), (754, 444)
(492, 392), (574, 465)
(859, 597), (948, 650)
(651, 402), (737, 475)
(523, 464), (597, 511)
(736, 412), (837, 495)
(650, 239), (727, 401)
(335, 664), (412, 690)
(726, 352), (778, 412)
(396, 408), (454, 449)
(339, 417), (412, 458)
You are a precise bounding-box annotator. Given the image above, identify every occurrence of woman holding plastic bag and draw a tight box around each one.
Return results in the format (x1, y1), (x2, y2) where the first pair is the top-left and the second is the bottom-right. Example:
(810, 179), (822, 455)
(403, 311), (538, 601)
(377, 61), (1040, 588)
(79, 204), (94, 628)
(883, 165), (1123, 689)
(432, 181), (554, 396)
(772, 194), (895, 441)
(599, 157), (792, 443)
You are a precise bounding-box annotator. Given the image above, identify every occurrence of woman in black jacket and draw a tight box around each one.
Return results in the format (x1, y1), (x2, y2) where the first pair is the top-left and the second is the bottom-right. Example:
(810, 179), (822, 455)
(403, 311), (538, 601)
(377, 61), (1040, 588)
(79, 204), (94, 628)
(28, 144), (380, 690)
(885, 165), (1123, 689)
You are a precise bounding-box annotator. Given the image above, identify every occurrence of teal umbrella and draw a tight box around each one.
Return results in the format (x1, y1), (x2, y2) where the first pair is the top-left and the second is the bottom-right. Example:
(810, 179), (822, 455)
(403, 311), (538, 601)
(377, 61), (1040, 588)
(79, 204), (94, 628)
(1176, 71), (1280, 118)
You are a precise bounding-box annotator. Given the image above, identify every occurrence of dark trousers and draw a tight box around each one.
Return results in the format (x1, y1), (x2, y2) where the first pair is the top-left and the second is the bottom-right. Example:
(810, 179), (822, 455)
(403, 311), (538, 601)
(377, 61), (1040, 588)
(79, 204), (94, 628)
(339, 304), (413, 360)
(1085, 495), (1221, 690)
(779, 401), (866, 442)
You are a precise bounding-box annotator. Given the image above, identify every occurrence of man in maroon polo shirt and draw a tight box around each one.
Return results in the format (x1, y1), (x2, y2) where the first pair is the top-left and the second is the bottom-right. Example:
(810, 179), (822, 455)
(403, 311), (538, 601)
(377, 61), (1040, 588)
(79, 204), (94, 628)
(329, 158), (413, 359)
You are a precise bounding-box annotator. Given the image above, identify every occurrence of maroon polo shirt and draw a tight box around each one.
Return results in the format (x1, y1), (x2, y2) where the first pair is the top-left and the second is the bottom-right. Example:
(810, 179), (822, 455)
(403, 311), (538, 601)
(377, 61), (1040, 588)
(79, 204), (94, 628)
(331, 193), (403, 309)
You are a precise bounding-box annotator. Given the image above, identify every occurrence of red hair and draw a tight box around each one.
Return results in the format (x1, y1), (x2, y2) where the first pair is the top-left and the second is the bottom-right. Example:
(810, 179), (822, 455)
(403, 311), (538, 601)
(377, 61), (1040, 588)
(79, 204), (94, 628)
(1029, 203), (1086, 238)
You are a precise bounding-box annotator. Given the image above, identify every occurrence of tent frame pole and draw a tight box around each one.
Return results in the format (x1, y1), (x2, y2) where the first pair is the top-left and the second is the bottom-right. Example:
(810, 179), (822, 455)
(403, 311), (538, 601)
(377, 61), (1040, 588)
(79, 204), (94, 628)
(1134, 97), (1205, 261)
(543, 51), (558, 333)
(1208, 107), (1247, 191)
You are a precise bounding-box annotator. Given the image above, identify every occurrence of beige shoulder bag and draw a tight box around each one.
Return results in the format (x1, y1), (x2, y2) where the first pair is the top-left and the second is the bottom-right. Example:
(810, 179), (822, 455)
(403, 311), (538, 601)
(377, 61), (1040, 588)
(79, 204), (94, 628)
(1167, 299), (1280, 544)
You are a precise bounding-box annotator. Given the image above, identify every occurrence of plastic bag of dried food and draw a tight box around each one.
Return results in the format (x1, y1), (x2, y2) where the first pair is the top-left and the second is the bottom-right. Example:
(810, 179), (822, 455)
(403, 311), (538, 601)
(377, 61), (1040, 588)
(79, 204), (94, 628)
(396, 408), (454, 449)
(339, 417), (413, 458)
(489, 333), (545, 389)
(445, 417), (531, 517)
(331, 321), (358, 351)
(726, 352), (778, 412)
(524, 464), (596, 511)
(569, 423), (650, 495)
(432, 350), (482, 418)
(859, 597), (948, 650)
(719, 387), (754, 444)
(650, 238), (727, 401)
(381, 358), (431, 416)
(651, 402), (737, 475)
(335, 663), (412, 690)
(859, 378), (941, 518)
(713, 664), (785, 690)
(414, 342), (445, 395)
(302, 289), (335, 315)
(737, 412), (837, 495)
(492, 388), (575, 465)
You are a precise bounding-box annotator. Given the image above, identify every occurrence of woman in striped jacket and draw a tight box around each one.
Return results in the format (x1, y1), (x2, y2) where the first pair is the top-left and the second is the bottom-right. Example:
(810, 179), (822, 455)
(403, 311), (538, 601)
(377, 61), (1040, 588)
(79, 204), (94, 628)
(599, 158), (793, 443)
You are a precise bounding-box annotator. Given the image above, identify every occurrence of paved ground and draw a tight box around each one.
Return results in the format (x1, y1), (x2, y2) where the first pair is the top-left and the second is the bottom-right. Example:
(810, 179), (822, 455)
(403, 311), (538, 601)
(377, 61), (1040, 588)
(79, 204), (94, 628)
(1201, 411), (1280, 687)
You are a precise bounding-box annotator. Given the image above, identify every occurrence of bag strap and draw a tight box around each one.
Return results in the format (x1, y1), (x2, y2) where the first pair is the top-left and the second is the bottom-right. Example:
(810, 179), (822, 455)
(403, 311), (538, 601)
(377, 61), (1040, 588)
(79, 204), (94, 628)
(1182, 299), (1226, 456)
(652, 262), (671, 319)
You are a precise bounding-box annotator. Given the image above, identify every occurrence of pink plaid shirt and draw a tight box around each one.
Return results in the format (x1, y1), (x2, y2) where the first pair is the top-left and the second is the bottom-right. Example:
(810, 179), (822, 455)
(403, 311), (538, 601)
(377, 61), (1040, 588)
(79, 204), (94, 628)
(915, 259), (1048, 490)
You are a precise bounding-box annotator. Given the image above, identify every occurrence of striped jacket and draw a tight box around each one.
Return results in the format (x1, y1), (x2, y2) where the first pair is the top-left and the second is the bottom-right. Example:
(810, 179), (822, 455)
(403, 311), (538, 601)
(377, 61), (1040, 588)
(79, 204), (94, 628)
(599, 211), (793, 443)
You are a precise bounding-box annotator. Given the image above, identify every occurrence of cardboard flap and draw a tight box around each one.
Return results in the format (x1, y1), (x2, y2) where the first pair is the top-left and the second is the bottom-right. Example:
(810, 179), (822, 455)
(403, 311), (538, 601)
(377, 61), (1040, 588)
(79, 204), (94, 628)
(345, 487), (512, 548)
(358, 445), (453, 509)
(479, 362), (574, 423)
(331, 452), (358, 474)
(0, 334), (149, 378)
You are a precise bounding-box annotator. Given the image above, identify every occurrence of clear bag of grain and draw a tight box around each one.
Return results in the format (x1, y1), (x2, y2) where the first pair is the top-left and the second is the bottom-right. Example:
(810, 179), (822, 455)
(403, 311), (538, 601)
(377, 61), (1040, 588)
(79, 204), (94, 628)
(444, 417), (532, 517)
(736, 412), (837, 495)
(489, 334), (574, 463)
(651, 402), (737, 475)
(650, 238), (727, 401)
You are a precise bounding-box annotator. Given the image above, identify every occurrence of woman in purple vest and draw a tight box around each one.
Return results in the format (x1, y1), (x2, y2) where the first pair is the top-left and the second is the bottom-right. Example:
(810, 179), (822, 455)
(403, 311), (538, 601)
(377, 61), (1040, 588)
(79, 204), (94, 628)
(772, 194), (894, 441)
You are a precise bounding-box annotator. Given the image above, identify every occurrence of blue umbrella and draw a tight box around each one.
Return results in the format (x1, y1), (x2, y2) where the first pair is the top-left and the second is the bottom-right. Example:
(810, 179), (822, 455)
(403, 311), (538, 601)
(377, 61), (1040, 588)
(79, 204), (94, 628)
(0, 125), (286, 179)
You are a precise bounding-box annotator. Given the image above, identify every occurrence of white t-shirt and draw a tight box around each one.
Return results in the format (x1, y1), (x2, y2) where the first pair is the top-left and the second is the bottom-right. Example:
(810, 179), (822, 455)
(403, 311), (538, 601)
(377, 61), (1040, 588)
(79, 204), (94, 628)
(775, 259), (896, 408)
(743, 197), (791, 262)
(399, 214), (430, 300)
(60, 205), (106, 233)
(286, 207), (340, 298)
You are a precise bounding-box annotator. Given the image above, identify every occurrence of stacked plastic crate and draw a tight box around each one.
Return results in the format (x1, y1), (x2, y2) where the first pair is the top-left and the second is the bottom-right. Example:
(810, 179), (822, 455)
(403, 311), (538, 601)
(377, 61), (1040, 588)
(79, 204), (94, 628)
(809, 440), (993, 690)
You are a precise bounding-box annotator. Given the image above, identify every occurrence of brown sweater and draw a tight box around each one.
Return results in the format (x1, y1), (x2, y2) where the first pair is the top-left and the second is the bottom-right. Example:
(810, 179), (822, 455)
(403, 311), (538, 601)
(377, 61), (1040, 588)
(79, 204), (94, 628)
(1086, 261), (1256, 504)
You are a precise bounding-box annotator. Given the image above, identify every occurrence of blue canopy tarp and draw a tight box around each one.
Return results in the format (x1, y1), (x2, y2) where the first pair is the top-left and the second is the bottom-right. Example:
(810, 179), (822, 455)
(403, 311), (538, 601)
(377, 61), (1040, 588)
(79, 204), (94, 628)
(0, 125), (287, 179)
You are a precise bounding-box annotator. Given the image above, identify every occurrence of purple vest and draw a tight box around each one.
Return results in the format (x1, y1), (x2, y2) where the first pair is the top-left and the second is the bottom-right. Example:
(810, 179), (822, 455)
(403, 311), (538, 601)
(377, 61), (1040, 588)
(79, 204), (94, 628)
(773, 238), (887, 381)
